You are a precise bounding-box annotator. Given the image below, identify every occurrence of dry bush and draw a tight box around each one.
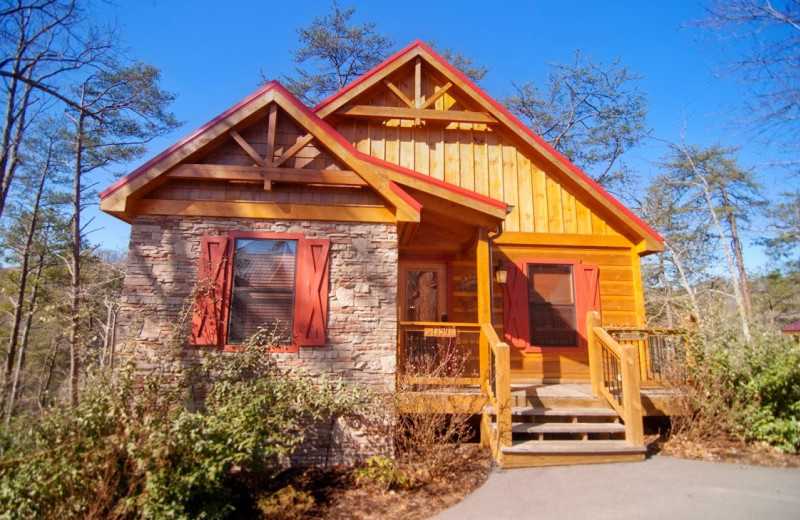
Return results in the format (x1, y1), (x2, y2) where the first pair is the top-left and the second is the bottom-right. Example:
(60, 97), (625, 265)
(393, 344), (477, 483)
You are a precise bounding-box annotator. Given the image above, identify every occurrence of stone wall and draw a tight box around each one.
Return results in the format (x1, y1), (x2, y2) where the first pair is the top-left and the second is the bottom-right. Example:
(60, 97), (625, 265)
(118, 215), (399, 393)
(117, 216), (398, 464)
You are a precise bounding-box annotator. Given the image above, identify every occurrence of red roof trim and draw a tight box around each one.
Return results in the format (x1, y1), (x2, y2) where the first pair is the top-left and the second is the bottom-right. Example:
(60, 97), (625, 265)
(314, 40), (663, 246)
(388, 181), (423, 214)
(99, 76), (504, 218)
(99, 82), (282, 200)
(361, 153), (507, 211)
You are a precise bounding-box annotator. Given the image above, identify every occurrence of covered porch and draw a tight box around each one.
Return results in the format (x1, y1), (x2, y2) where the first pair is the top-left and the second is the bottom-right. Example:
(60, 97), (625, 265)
(396, 314), (689, 468)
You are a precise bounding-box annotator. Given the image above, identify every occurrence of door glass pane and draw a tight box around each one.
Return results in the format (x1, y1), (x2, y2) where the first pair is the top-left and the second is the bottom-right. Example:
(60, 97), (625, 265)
(406, 270), (439, 322)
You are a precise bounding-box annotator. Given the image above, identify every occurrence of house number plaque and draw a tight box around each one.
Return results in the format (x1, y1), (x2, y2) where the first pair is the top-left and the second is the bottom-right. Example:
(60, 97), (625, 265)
(424, 327), (457, 338)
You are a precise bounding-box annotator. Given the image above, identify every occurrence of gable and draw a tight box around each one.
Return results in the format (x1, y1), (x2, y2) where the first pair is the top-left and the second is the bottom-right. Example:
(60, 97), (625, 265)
(99, 82), (425, 225)
(315, 41), (663, 253)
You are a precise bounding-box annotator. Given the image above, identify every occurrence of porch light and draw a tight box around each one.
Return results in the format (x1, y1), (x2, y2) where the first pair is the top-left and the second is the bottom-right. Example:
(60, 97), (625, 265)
(495, 264), (508, 285)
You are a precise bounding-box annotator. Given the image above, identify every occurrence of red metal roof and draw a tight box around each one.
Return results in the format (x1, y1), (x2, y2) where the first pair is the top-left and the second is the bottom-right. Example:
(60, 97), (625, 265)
(781, 318), (800, 334)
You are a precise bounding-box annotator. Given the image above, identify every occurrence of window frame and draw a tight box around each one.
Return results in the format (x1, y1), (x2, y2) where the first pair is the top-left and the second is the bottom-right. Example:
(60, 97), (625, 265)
(225, 233), (300, 348)
(502, 258), (598, 354)
(221, 232), (312, 353)
(526, 262), (579, 349)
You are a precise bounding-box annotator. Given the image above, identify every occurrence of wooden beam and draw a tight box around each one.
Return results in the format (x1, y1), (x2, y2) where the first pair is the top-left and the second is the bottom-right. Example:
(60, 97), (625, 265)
(167, 163), (368, 186)
(274, 133), (314, 167)
(266, 103), (278, 165)
(228, 130), (266, 167)
(494, 232), (634, 249)
(414, 56), (422, 125)
(383, 79), (414, 108)
(134, 199), (396, 222)
(337, 104), (497, 124)
(421, 82), (452, 109)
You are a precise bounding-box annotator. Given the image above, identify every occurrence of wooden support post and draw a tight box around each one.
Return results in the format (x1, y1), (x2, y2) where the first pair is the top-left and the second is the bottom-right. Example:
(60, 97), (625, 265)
(495, 342), (512, 448)
(266, 103), (277, 165)
(476, 228), (491, 384)
(620, 344), (644, 446)
(587, 311), (603, 397)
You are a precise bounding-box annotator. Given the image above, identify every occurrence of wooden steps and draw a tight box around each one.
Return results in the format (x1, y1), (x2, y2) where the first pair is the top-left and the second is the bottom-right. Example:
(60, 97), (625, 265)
(501, 440), (646, 468)
(486, 404), (646, 468)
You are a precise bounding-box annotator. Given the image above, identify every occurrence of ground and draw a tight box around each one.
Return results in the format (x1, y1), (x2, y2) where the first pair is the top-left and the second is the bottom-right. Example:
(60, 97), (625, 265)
(652, 435), (800, 469)
(245, 435), (797, 519)
(249, 444), (491, 520)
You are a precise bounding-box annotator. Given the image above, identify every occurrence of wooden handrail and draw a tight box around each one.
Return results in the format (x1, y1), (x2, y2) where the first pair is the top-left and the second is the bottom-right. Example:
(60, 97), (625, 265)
(478, 322), (512, 461)
(586, 311), (644, 447)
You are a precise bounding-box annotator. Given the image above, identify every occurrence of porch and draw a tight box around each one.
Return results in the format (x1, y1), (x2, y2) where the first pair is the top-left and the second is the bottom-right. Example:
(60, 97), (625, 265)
(396, 316), (689, 468)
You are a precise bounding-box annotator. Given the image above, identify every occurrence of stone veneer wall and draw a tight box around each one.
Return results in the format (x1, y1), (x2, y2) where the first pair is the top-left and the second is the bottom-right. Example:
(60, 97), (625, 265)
(118, 215), (399, 392)
(117, 216), (399, 465)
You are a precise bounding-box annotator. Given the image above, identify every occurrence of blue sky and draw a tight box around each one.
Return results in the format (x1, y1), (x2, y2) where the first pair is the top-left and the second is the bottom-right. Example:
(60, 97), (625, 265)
(90, 0), (790, 265)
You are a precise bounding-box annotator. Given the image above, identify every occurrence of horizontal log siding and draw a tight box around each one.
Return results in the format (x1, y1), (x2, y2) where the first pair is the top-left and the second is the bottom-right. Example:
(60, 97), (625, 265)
(494, 243), (640, 381)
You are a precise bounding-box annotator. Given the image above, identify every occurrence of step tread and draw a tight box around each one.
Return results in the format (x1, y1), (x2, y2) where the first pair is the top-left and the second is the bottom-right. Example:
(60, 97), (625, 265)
(510, 422), (626, 434)
(486, 406), (619, 418)
(502, 440), (646, 455)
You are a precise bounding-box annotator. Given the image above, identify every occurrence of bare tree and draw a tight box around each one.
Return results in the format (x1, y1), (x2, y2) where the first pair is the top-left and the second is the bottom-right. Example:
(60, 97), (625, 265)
(62, 61), (179, 406)
(697, 0), (800, 142)
(0, 0), (113, 220)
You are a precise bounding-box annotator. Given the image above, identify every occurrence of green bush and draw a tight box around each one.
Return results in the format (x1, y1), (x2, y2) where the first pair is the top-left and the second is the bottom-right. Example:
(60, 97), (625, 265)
(0, 346), (374, 519)
(680, 331), (800, 453)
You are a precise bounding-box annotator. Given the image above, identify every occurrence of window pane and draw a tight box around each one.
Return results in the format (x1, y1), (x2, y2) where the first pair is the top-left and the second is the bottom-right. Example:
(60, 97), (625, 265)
(528, 264), (574, 304)
(227, 239), (297, 344)
(527, 264), (577, 347)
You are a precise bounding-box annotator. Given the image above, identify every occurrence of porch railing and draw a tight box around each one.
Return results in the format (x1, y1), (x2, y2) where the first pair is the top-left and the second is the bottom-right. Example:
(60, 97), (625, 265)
(606, 326), (689, 384)
(397, 322), (481, 385)
(479, 323), (512, 461)
(587, 312), (644, 446)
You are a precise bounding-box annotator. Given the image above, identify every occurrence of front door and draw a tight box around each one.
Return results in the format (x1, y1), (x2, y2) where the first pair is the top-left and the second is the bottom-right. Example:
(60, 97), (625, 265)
(399, 261), (448, 323)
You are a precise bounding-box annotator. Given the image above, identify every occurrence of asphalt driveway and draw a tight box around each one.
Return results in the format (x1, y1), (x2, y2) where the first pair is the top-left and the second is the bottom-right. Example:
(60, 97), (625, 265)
(433, 456), (800, 520)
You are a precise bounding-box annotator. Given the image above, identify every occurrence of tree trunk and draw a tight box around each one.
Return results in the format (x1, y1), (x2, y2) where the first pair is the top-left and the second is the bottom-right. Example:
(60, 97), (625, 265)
(68, 108), (85, 408)
(2, 149), (50, 414)
(697, 174), (751, 340)
(720, 183), (754, 315)
(6, 256), (44, 424)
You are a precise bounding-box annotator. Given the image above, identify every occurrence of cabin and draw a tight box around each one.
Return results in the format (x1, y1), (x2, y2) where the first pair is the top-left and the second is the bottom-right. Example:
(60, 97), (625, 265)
(100, 41), (684, 468)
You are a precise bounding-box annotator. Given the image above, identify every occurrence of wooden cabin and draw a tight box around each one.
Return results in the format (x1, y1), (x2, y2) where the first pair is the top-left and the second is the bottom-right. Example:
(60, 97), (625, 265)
(101, 41), (681, 468)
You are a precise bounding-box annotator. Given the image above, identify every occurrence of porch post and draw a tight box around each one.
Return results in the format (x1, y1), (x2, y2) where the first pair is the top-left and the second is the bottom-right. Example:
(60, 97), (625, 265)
(476, 227), (491, 387)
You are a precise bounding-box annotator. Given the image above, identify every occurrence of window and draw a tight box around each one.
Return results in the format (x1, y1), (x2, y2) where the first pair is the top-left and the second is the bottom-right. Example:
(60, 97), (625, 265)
(227, 238), (297, 344)
(528, 264), (577, 347)
(190, 233), (330, 350)
(502, 259), (600, 352)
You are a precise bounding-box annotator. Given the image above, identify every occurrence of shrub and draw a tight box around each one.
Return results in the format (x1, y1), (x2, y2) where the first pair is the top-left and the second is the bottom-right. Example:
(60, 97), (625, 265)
(672, 330), (800, 453)
(0, 345), (374, 519)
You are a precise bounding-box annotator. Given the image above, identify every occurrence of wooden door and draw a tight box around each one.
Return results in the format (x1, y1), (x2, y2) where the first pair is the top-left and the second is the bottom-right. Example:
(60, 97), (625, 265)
(399, 261), (448, 322)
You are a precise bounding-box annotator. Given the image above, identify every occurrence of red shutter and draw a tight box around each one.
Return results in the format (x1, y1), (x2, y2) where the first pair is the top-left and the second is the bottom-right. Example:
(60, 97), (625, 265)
(578, 264), (601, 313)
(502, 261), (530, 350)
(576, 264), (600, 348)
(294, 238), (330, 346)
(190, 236), (229, 346)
